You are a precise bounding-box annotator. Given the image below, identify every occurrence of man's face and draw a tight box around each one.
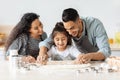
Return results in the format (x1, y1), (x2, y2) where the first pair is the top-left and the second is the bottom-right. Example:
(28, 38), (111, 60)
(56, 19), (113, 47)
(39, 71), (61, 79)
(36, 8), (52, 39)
(63, 19), (82, 37)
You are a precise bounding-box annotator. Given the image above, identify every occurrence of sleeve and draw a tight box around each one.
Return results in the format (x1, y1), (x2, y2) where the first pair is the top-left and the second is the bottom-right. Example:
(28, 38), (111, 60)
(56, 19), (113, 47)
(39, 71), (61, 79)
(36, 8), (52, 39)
(47, 46), (55, 59)
(6, 37), (23, 56)
(93, 18), (111, 58)
(39, 34), (53, 50)
(69, 46), (81, 58)
(47, 47), (53, 57)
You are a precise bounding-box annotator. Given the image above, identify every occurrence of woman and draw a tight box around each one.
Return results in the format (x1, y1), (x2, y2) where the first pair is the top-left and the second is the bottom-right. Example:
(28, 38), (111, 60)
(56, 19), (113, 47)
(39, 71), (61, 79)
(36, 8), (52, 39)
(5, 12), (47, 62)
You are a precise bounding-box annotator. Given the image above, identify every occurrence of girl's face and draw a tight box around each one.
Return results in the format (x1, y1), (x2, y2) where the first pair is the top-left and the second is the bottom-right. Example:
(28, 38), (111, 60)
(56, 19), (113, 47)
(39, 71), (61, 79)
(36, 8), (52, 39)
(29, 19), (43, 39)
(54, 32), (68, 51)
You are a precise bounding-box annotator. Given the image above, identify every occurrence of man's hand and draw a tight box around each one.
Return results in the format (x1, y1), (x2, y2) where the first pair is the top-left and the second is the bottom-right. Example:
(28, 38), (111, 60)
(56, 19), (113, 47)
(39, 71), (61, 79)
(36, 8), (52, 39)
(36, 53), (48, 65)
(74, 52), (105, 64)
(36, 46), (48, 65)
(74, 54), (92, 64)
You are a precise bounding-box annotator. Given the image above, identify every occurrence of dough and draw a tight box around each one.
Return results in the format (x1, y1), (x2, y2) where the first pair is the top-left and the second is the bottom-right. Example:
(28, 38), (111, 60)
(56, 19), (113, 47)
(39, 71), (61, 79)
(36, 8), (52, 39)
(39, 61), (91, 70)
(106, 56), (120, 67)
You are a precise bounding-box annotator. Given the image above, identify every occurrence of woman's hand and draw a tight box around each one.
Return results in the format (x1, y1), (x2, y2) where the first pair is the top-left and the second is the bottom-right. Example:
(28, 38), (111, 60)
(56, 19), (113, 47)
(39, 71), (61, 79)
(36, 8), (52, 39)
(22, 55), (36, 63)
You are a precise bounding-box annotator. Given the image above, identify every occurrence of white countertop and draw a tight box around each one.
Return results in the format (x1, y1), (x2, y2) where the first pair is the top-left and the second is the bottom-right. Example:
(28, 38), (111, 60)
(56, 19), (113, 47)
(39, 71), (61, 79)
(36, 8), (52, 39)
(0, 61), (120, 80)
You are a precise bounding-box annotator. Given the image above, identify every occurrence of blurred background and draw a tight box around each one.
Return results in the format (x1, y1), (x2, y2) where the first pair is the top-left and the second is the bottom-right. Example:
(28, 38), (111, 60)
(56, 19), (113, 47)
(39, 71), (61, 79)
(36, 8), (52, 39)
(0, 0), (120, 50)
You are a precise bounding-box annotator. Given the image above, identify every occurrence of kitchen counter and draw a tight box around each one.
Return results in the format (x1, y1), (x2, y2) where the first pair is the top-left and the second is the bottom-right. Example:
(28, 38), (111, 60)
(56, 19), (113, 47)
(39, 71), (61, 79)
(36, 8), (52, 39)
(110, 44), (120, 56)
(0, 61), (120, 80)
(110, 44), (120, 50)
(111, 48), (120, 50)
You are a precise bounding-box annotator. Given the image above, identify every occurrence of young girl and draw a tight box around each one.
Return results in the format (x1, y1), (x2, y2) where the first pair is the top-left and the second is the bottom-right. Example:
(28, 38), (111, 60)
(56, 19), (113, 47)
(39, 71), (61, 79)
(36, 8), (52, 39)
(5, 13), (47, 62)
(47, 22), (81, 61)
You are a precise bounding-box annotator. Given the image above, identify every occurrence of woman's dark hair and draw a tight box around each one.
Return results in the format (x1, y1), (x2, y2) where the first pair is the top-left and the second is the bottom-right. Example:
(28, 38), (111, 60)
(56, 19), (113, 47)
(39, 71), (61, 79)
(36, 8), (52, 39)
(52, 22), (72, 46)
(5, 12), (39, 51)
(62, 8), (79, 22)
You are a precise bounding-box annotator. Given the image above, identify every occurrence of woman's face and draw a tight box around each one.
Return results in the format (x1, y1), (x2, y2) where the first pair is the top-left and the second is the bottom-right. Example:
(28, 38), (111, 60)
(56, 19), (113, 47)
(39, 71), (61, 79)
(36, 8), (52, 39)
(53, 32), (68, 51)
(29, 19), (43, 39)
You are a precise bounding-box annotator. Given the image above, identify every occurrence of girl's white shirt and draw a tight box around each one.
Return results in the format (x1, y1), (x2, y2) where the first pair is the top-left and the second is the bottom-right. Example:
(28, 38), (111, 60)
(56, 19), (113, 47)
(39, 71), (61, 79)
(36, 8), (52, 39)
(47, 45), (81, 60)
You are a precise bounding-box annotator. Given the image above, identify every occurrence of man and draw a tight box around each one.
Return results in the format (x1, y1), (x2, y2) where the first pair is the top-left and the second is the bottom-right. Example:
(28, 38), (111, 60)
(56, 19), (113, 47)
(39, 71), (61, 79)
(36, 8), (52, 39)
(37, 8), (111, 64)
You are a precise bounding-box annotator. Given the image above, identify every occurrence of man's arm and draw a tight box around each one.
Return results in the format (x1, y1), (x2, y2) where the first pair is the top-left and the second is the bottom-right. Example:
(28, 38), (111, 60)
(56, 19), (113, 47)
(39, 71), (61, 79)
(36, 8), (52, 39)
(37, 46), (48, 64)
(94, 18), (111, 58)
(77, 18), (111, 64)
(37, 35), (53, 63)
(88, 18), (111, 59)
(86, 52), (105, 60)
(76, 52), (105, 64)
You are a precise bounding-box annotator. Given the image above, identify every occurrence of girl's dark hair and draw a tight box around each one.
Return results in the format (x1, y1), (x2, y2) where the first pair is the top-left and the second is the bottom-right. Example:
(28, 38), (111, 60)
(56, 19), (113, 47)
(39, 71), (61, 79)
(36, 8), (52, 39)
(52, 22), (72, 45)
(62, 8), (79, 22)
(5, 12), (39, 51)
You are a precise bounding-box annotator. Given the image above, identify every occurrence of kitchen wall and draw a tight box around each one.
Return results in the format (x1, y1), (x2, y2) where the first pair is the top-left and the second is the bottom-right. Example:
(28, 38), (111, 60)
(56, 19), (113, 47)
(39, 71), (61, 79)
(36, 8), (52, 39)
(0, 0), (120, 38)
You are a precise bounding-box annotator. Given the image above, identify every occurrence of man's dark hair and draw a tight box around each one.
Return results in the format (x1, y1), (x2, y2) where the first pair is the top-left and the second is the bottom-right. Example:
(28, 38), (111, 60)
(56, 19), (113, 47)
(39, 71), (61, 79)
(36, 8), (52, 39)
(62, 8), (79, 22)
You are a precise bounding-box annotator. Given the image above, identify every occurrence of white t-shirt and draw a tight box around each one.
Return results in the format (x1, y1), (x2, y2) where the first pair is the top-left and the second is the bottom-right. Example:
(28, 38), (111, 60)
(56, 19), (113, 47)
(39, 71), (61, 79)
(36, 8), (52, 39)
(47, 45), (81, 60)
